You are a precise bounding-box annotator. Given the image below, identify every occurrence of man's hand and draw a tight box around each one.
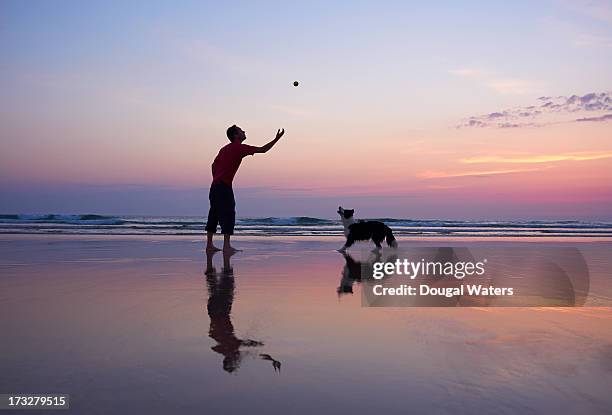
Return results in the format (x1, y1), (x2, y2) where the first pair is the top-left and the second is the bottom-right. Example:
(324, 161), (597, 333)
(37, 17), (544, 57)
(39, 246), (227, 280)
(256, 128), (285, 153)
(275, 128), (285, 140)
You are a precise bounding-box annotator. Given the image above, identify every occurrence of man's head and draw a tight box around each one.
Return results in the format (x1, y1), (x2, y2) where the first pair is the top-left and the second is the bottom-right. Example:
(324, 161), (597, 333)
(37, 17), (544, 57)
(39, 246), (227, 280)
(226, 125), (246, 143)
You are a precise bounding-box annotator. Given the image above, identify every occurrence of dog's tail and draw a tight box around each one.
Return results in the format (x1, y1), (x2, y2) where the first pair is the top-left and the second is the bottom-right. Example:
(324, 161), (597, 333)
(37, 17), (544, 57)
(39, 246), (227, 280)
(385, 226), (398, 248)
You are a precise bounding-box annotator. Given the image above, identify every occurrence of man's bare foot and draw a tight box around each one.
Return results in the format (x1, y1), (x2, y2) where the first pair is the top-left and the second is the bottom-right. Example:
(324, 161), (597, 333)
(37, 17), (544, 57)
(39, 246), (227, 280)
(206, 245), (221, 252)
(223, 246), (241, 254)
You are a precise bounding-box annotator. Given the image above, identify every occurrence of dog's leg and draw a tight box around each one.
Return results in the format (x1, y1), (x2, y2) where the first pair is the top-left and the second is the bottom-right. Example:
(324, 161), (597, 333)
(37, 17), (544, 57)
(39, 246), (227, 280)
(338, 236), (355, 252)
(371, 238), (383, 253)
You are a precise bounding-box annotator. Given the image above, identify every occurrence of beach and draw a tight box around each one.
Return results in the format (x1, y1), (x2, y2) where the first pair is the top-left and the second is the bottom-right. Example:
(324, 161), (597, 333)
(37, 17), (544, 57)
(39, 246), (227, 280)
(3, 0), (612, 413)
(1, 235), (612, 414)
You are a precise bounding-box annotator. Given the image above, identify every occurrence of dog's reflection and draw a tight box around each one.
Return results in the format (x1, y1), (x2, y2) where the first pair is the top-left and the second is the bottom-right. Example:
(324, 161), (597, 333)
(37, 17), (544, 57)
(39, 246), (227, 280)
(205, 250), (281, 373)
(337, 248), (485, 306)
(337, 250), (384, 296)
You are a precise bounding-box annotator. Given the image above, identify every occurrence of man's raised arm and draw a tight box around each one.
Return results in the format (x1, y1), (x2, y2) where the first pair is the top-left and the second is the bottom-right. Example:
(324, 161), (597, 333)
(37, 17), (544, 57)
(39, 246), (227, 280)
(255, 128), (285, 153)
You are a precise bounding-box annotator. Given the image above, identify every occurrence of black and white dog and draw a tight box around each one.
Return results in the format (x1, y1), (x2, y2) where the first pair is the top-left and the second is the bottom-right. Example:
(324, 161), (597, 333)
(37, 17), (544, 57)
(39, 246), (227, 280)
(337, 206), (398, 252)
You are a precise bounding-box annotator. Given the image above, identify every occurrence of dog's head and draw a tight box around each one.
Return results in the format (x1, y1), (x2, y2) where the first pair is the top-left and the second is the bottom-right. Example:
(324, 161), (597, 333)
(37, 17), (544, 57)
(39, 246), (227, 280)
(337, 206), (355, 220)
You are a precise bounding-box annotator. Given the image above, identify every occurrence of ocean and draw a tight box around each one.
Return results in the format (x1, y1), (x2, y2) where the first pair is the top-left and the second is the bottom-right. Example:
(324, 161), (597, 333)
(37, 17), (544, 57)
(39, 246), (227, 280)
(1, 214), (612, 237)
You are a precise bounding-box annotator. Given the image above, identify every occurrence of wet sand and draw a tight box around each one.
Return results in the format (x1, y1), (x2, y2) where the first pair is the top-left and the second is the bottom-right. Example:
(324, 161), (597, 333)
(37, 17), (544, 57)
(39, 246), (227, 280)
(1, 235), (612, 414)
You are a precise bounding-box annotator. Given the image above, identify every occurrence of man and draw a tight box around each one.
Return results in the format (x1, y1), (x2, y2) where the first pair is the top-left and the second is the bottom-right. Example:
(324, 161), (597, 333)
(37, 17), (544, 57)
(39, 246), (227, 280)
(205, 125), (285, 252)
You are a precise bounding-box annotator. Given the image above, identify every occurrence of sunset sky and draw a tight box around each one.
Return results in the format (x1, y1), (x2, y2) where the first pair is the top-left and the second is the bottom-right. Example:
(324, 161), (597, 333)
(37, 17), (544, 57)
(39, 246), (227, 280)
(1, 1), (611, 219)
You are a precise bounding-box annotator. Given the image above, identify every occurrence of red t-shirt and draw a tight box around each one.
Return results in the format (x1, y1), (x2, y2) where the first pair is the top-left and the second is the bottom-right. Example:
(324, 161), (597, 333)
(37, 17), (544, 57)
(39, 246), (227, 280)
(211, 142), (258, 186)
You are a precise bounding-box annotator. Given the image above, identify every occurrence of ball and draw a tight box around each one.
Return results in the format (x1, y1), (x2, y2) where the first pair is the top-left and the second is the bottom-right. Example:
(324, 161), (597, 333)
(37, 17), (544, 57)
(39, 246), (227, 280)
(293, 81), (299, 87)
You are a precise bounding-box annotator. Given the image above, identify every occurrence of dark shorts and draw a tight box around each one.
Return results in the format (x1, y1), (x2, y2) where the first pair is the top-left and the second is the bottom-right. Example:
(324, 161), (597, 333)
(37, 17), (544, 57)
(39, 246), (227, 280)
(205, 181), (236, 235)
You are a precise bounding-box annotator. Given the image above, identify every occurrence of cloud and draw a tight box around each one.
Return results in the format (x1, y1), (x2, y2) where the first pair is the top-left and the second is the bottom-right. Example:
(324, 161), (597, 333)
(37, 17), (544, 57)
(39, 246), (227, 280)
(576, 113), (612, 122)
(461, 151), (612, 164)
(561, 0), (612, 25)
(486, 79), (538, 95)
(267, 104), (313, 117)
(449, 67), (539, 95)
(418, 166), (548, 179)
(181, 38), (268, 76)
(448, 67), (485, 78)
(574, 34), (612, 48)
(458, 91), (612, 128)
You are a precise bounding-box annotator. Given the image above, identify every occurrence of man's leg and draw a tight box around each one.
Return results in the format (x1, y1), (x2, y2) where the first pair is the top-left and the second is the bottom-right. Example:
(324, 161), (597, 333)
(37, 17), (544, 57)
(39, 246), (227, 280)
(206, 232), (221, 252)
(205, 185), (221, 252)
(222, 233), (240, 253)
(219, 183), (239, 253)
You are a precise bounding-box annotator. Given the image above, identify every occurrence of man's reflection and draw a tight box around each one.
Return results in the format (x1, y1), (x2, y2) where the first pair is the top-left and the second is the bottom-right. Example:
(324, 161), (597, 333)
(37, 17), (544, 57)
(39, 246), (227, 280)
(205, 250), (262, 373)
(260, 353), (281, 372)
(205, 250), (282, 373)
